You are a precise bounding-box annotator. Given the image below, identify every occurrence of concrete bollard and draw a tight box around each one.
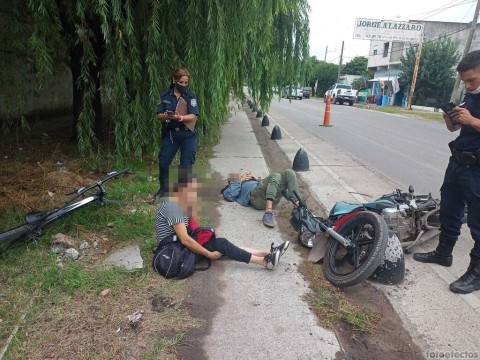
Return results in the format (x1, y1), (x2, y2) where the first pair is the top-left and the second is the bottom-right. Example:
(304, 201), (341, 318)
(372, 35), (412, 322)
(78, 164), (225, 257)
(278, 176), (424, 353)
(292, 148), (309, 171)
(256, 110), (263, 118)
(271, 125), (282, 140)
(369, 232), (405, 285)
(261, 115), (270, 126)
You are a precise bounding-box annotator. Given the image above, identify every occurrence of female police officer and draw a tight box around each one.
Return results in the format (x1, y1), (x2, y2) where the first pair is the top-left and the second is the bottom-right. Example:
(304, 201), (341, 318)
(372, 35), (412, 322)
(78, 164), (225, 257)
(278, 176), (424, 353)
(155, 68), (199, 199)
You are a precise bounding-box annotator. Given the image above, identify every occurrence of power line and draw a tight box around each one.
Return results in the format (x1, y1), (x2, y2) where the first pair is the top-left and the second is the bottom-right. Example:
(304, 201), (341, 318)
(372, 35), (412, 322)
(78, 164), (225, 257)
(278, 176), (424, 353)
(406, 0), (473, 20)
(322, 1), (476, 64)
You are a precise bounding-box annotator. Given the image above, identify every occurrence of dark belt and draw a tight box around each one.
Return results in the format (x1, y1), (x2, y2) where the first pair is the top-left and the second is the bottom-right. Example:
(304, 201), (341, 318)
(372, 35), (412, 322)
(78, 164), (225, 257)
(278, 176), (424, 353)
(168, 125), (189, 132)
(451, 148), (480, 167)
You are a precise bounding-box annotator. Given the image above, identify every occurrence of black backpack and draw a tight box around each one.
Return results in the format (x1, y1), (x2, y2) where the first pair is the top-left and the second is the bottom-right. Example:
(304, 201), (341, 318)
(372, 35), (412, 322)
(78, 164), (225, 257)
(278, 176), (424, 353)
(152, 229), (213, 279)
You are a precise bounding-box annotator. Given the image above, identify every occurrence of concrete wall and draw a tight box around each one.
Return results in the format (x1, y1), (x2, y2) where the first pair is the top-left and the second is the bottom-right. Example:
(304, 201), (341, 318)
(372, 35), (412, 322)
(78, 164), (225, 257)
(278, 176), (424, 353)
(0, 53), (73, 119)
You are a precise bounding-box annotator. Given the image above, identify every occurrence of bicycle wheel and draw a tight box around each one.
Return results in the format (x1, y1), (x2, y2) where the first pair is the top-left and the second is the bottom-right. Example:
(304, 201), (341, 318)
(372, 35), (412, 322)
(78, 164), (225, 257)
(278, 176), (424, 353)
(0, 224), (34, 253)
(323, 211), (389, 288)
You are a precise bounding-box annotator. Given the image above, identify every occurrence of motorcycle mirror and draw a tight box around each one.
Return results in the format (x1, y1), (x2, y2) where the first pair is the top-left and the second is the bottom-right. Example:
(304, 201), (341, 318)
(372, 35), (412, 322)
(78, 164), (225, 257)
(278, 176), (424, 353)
(408, 185), (414, 194)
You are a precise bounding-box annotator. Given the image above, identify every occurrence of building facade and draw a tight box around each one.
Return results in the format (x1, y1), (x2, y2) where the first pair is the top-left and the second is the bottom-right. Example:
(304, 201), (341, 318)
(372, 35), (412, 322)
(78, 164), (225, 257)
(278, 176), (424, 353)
(366, 20), (480, 106)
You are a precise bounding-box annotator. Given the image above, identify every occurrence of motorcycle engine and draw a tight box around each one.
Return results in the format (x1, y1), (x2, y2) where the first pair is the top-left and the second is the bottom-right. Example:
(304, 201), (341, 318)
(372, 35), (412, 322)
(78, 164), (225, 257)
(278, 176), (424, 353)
(381, 205), (415, 241)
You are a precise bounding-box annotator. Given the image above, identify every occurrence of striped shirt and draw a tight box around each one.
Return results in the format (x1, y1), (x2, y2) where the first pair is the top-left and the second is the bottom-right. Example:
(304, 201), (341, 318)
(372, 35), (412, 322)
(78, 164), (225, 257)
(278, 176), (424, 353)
(155, 200), (189, 245)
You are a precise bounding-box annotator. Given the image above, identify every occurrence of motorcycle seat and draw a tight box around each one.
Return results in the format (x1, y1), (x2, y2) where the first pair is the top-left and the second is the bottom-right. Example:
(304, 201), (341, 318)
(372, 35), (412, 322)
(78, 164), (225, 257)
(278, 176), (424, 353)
(329, 202), (365, 217)
(329, 199), (396, 217)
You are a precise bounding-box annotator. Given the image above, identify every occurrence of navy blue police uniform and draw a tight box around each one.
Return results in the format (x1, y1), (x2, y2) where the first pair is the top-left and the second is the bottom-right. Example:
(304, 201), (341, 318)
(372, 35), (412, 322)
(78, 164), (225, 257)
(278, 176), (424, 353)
(156, 87), (199, 193)
(440, 92), (480, 257)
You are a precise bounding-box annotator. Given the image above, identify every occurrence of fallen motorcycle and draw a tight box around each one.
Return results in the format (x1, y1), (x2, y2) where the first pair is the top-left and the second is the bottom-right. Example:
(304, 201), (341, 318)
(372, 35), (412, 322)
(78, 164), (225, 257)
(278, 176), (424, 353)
(330, 186), (445, 252)
(283, 190), (389, 288)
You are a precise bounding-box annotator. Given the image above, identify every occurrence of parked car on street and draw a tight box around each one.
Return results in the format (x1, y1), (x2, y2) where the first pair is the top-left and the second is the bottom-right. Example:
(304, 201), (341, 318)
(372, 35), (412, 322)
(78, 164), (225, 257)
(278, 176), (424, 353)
(302, 87), (311, 99)
(324, 83), (356, 106)
(282, 86), (303, 100)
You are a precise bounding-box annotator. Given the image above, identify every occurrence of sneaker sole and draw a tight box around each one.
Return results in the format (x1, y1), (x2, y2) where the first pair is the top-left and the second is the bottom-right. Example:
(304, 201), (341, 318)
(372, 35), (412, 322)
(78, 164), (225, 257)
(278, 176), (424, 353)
(272, 249), (280, 269)
(279, 241), (290, 257)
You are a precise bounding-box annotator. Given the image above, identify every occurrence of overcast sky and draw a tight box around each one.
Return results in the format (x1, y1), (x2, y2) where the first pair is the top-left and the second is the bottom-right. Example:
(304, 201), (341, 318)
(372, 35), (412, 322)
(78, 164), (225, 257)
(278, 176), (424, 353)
(308, 0), (478, 64)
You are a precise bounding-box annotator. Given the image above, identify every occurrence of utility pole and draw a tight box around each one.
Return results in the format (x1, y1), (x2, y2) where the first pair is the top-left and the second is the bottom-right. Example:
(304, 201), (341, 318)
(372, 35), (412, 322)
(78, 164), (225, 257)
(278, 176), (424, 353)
(336, 41), (344, 83)
(324, 45), (328, 62)
(406, 42), (423, 110)
(450, 0), (480, 103)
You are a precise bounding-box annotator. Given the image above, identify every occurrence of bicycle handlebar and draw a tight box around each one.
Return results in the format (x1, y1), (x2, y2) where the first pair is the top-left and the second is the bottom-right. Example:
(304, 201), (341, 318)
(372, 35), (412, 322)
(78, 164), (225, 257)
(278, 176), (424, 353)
(64, 168), (130, 204)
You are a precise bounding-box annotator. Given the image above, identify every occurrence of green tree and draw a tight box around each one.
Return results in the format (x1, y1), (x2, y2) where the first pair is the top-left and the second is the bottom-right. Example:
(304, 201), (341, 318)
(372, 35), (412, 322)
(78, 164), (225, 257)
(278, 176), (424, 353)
(1, 0), (310, 157)
(303, 56), (320, 88)
(351, 77), (370, 91)
(310, 61), (338, 96)
(400, 36), (460, 107)
(342, 56), (369, 75)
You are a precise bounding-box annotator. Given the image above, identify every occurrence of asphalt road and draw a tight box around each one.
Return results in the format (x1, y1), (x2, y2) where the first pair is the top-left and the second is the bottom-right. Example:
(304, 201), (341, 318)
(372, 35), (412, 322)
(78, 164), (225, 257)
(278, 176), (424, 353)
(269, 97), (458, 198)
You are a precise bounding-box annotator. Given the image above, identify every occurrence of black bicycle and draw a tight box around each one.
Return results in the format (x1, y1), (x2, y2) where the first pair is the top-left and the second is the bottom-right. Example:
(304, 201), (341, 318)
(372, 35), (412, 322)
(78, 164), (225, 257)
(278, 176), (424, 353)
(0, 169), (130, 253)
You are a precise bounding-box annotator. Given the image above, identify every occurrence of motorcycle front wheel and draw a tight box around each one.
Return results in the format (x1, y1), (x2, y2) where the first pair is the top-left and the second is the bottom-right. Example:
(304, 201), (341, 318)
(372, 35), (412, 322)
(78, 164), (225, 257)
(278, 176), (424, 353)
(323, 211), (389, 288)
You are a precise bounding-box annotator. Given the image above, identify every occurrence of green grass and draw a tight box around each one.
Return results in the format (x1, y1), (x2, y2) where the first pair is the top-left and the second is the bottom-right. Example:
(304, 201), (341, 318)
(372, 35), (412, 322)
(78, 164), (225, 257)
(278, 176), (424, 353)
(314, 96), (445, 122)
(300, 261), (379, 335)
(0, 127), (222, 357)
(366, 106), (444, 121)
(144, 333), (189, 360)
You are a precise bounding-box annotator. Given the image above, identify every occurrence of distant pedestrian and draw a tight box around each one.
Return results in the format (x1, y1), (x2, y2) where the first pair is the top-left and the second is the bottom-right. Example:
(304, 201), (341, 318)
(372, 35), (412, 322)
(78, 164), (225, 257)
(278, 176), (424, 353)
(413, 50), (480, 294)
(222, 169), (299, 228)
(155, 68), (199, 200)
(155, 167), (290, 270)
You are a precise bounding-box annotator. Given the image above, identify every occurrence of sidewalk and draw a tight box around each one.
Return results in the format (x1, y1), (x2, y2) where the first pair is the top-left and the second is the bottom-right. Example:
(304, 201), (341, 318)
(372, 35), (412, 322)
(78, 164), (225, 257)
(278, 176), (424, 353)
(202, 106), (341, 359)
(263, 103), (480, 354)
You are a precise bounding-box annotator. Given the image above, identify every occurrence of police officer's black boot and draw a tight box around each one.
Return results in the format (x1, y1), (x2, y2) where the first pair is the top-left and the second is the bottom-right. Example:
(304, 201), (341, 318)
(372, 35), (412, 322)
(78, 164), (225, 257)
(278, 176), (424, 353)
(450, 254), (480, 294)
(154, 166), (168, 200)
(413, 237), (454, 267)
(154, 188), (166, 200)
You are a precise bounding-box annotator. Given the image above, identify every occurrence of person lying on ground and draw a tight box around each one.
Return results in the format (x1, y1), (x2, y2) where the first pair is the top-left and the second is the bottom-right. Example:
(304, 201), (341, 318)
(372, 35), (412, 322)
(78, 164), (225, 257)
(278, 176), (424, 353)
(221, 169), (299, 228)
(155, 167), (290, 270)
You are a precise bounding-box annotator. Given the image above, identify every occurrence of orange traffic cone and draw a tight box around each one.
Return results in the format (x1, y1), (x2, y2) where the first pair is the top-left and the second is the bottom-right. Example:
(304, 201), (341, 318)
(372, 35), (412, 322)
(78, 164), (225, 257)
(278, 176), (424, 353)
(321, 93), (333, 127)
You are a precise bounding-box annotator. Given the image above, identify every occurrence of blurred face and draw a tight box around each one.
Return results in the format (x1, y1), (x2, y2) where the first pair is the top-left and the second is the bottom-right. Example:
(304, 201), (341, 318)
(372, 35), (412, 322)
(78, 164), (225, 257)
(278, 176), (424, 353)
(460, 66), (480, 93)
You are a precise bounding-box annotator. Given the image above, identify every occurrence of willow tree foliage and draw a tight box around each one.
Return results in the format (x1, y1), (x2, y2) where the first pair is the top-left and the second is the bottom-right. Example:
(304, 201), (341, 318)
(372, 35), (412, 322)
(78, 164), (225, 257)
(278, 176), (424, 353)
(1, 0), (309, 157)
(400, 36), (459, 107)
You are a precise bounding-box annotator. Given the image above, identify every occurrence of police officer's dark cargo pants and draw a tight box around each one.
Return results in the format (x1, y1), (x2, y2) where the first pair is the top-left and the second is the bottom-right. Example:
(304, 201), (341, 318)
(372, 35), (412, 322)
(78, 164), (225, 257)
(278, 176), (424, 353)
(158, 128), (197, 191)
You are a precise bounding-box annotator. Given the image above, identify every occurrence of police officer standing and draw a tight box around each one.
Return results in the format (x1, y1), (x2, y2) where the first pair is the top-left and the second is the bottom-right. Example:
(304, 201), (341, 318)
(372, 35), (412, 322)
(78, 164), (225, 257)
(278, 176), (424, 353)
(155, 68), (199, 199)
(414, 50), (480, 294)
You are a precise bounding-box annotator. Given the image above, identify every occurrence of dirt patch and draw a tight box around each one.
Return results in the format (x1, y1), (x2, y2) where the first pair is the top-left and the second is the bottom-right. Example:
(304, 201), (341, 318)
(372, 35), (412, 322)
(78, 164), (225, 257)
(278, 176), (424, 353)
(245, 104), (424, 360)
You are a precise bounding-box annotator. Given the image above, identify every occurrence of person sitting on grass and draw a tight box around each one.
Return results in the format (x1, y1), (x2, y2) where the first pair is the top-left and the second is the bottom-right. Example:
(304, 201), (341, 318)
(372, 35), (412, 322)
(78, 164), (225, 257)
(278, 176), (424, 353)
(221, 169), (299, 228)
(155, 167), (290, 270)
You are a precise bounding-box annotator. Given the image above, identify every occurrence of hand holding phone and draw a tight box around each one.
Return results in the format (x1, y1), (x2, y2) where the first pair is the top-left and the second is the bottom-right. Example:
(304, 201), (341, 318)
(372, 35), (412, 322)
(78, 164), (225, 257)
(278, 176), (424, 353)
(440, 102), (465, 125)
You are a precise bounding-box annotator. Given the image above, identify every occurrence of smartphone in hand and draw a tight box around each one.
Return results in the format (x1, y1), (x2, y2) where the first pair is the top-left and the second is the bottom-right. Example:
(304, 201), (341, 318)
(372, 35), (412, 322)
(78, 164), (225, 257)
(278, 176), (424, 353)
(440, 102), (464, 124)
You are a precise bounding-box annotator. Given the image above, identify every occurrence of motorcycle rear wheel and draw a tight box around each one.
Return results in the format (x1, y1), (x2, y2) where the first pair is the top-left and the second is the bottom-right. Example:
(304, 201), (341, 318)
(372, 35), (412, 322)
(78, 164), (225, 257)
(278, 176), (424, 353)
(324, 211), (389, 288)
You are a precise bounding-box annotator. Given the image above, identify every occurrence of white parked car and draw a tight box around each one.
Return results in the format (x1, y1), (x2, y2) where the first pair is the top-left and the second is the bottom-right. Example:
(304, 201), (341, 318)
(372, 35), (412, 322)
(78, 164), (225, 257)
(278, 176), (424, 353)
(282, 86), (303, 100)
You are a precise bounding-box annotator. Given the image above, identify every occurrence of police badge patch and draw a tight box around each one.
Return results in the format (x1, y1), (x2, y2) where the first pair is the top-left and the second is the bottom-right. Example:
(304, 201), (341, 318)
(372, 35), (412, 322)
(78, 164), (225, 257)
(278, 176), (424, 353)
(191, 99), (197, 107)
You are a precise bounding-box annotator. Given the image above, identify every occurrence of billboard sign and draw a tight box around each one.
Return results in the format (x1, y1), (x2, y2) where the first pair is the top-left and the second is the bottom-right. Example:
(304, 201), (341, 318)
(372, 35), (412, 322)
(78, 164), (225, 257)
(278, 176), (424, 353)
(353, 18), (424, 43)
